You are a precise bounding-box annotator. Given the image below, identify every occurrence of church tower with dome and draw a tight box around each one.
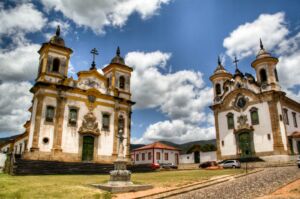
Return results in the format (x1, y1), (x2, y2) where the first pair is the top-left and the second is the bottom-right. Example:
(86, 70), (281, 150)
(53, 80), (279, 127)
(0, 26), (135, 164)
(210, 40), (300, 161)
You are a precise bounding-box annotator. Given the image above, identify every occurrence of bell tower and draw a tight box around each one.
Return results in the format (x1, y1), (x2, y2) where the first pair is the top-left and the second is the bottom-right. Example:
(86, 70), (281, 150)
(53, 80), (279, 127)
(102, 47), (133, 100)
(36, 26), (73, 83)
(210, 56), (232, 103)
(251, 39), (280, 91)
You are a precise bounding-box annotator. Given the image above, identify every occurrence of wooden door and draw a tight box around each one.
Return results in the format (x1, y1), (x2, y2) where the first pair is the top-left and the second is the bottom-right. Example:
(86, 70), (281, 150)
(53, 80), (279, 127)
(82, 136), (94, 161)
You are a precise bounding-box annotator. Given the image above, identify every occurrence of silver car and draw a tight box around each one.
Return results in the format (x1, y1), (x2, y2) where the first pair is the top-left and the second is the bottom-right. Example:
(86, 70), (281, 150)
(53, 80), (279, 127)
(219, 160), (241, 168)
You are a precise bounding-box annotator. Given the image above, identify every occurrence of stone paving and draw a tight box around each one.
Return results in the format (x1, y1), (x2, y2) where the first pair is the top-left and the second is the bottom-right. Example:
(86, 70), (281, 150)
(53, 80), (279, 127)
(172, 167), (300, 199)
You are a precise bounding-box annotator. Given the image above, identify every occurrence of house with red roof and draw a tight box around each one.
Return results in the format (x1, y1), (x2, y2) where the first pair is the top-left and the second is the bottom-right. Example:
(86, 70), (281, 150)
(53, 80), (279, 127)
(131, 141), (180, 166)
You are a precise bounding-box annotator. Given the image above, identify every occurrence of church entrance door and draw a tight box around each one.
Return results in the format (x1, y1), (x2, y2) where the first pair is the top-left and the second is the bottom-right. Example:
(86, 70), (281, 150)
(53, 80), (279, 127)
(82, 136), (94, 161)
(238, 132), (252, 158)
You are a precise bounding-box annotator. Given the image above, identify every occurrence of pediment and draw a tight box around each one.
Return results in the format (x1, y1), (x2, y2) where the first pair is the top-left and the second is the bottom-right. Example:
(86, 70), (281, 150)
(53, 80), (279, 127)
(222, 88), (260, 110)
(77, 70), (107, 93)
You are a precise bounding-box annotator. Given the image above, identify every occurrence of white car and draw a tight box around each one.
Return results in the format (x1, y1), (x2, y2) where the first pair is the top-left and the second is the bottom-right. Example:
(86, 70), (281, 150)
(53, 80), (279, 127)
(219, 160), (241, 168)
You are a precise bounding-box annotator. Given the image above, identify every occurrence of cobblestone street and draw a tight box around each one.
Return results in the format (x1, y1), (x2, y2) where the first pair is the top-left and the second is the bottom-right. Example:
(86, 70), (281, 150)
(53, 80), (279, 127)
(172, 167), (300, 199)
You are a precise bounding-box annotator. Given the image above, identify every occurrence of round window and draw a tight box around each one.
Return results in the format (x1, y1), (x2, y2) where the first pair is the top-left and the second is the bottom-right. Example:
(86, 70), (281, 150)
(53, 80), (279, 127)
(43, 137), (49, 144)
(237, 97), (246, 108)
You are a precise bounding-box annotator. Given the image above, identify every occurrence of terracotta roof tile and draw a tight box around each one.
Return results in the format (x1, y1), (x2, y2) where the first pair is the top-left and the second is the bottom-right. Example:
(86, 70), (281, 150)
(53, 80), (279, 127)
(133, 141), (180, 151)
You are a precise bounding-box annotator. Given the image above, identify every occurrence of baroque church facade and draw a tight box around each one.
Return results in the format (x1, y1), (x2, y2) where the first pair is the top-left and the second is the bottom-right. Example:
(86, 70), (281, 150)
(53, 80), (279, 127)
(210, 40), (300, 161)
(1, 27), (134, 163)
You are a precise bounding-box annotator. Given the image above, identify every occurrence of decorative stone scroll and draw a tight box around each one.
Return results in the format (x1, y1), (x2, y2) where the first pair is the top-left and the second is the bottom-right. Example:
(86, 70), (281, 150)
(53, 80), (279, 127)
(234, 114), (254, 134)
(78, 111), (100, 136)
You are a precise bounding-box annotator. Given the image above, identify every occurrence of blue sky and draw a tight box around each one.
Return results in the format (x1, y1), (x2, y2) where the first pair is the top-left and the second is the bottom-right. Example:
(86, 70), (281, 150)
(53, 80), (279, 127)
(1, 0), (300, 144)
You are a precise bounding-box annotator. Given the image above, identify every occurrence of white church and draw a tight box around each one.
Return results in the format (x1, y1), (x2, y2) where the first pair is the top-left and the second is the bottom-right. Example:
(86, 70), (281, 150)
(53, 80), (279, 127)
(0, 26), (134, 164)
(210, 40), (300, 161)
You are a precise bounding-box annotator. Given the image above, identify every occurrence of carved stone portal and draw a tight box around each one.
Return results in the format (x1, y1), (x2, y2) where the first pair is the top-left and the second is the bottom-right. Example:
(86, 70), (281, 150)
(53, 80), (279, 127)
(234, 114), (254, 134)
(79, 111), (100, 136)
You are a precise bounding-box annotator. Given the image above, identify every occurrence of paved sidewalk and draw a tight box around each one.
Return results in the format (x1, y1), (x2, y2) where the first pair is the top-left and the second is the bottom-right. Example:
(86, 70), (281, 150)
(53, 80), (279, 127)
(171, 167), (300, 199)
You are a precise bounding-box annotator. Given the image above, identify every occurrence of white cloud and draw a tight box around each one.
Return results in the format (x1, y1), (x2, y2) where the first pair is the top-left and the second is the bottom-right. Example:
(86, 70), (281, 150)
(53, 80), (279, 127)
(41, 0), (170, 34)
(0, 81), (32, 135)
(0, 43), (40, 82)
(126, 51), (214, 144)
(132, 120), (215, 144)
(223, 12), (288, 59)
(0, 3), (47, 43)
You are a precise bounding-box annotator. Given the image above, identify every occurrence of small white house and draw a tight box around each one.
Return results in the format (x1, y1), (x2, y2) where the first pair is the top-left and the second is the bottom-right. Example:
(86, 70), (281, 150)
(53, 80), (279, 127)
(131, 142), (180, 165)
(179, 145), (217, 164)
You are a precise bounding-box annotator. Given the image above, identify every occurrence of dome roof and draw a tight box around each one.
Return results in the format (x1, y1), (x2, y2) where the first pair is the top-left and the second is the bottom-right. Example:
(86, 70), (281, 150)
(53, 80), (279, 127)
(256, 39), (271, 59)
(49, 26), (65, 47)
(213, 56), (230, 74)
(110, 47), (125, 65)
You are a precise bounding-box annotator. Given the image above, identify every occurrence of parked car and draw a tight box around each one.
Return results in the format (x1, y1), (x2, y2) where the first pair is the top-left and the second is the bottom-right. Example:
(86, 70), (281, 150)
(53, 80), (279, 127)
(297, 156), (300, 168)
(160, 163), (178, 169)
(151, 163), (160, 170)
(219, 160), (241, 168)
(199, 161), (218, 169)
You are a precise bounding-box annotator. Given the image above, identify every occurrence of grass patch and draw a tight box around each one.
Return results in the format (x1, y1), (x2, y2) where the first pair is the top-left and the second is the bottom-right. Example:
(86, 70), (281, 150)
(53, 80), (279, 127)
(0, 169), (242, 198)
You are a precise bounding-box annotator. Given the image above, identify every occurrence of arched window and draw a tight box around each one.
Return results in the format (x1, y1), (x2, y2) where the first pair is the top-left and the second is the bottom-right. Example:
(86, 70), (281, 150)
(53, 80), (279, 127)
(107, 77), (110, 87)
(119, 76), (125, 89)
(226, 112), (234, 129)
(52, 58), (60, 73)
(118, 115), (125, 132)
(259, 69), (267, 83)
(250, 107), (259, 125)
(274, 68), (279, 82)
(215, 83), (221, 95)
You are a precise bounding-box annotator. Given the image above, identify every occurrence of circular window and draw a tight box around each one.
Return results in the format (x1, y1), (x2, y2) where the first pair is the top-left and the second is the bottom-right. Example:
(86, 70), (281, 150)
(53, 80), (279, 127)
(237, 97), (246, 108)
(43, 137), (49, 144)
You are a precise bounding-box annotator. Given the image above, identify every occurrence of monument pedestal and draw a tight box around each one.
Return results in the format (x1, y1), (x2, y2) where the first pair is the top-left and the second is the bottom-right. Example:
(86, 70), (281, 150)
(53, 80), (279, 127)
(92, 158), (153, 193)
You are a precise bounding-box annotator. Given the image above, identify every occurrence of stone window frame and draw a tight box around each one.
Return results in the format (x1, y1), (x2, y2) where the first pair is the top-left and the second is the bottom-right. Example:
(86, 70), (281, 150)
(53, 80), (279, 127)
(136, 154), (139, 161)
(52, 57), (60, 73)
(68, 106), (79, 127)
(226, 112), (235, 129)
(215, 83), (221, 95)
(119, 75), (125, 89)
(45, 105), (55, 124)
(250, 107), (259, 125)
(292, 112), (297, 128)
(156, 152), (161, 160)
(164, 152), (169, 161)
(283, 108), (289, 125)
(101, 112), (111, 131)
(148, 152), (151, 160)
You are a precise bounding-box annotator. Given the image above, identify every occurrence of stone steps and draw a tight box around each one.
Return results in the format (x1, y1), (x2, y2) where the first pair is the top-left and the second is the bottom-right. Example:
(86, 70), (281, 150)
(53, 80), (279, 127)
(12, 158), (154, 175)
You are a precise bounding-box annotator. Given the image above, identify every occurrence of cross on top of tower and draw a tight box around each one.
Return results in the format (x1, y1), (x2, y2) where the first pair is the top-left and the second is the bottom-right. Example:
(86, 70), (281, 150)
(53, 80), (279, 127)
(90, 48), (99, 70)
(233, 56), (239, 70)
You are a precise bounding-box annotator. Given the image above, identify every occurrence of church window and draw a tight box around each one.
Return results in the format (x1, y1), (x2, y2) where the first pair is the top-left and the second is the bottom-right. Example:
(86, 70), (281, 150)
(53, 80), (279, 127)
(274, 68), (279, 82)
(142, 153), (145, 161)
(107, 77), (110, 87)
(221, 140), (224, 146)
(148, 152), (152, 160)
(119, 76), (125, 89)
(156, 152), (161, 160)
(52, 58), (60, 73)
(102, 113), (110, 130)
(283, 108), (289, 125)
(267, 134), (271, 140)
(136, 154), (139, 161)
(118, 115), (125, 132)
(45, 106), (55, 122)
(288, 138), (294, 155)
(259, 69), (267, 83)
(226, 113), (234, 129)
(164, 153), (169, 160)
(292, 112), (297, 127)
(19, 143), (22, 154)
(215, 83), (221, 95)
(43, 137), (49, 144)
(68, 108), (78, 126)
(250, 107), (259, 125)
